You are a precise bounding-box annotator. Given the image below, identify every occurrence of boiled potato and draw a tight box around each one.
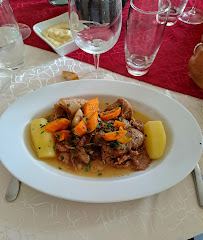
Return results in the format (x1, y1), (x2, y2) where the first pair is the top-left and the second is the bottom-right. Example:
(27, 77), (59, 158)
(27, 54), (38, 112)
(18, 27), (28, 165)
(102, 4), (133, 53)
(144, 121), (166, 159)
(30, 118), (56, 159)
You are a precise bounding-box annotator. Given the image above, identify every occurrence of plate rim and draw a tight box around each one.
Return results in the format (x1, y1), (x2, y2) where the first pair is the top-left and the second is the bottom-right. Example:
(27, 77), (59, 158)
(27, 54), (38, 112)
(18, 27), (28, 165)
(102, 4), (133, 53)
(0, 79), (202, 203)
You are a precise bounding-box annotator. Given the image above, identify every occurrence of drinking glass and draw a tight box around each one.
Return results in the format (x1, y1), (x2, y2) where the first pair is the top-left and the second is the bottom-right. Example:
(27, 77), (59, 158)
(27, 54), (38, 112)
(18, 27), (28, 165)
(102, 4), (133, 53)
(7, 1), (31, 40)
(69, 0), (122, 79)
(167, 0), (188, 26)
(0, 0), (25, 70)
(125, 0), (171, 77)
(18, 23), (31, 40)
(179, 0), (203, 24)
(48, 0), (68, 6)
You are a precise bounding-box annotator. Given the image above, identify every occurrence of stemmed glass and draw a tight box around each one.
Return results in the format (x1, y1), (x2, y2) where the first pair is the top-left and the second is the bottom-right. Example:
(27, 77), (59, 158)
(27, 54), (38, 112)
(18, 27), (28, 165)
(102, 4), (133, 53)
(68, 0), (122, 79)
(179, 0), (203, 24)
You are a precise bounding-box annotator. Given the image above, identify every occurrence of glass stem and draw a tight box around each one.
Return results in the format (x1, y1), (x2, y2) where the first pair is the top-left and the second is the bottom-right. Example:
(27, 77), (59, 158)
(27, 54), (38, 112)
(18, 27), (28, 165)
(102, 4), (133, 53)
(93, 54), (100, 79)
(189, 0), (197, 15)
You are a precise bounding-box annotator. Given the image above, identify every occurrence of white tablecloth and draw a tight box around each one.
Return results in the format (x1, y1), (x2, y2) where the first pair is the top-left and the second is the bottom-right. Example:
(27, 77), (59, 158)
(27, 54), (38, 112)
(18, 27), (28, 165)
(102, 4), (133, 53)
(0, 45), (202, 240)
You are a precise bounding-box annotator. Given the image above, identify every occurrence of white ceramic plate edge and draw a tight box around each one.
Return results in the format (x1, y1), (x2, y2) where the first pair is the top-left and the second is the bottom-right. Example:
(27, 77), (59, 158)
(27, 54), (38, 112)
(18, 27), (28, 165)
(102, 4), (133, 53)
(0, 80), (202, 203)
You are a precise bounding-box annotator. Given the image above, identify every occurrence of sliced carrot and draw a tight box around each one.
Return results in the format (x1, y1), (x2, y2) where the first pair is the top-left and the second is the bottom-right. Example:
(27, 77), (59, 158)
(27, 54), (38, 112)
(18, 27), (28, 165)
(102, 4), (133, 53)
(117, 126), (132, 144)
(74, 119), (87, 136)
(86, 111), (98, 133)
(102, 129), (127, 141)
(44, 118), (70, 133)
(54, 130), (72, 142)
(100, 107), (121, 121)
(113, 120), (126, 129)
(118, 135), (132, 144)
(83, 98), (99, 117)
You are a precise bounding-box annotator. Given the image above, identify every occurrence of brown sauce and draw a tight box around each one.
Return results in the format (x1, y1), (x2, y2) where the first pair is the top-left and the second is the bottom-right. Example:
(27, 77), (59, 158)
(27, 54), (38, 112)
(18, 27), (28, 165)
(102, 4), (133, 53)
(37, 103), (151, 178)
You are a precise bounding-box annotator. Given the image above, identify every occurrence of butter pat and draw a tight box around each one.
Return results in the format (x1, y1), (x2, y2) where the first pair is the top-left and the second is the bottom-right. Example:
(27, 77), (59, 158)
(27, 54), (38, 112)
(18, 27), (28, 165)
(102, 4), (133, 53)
(41, 23), (73, 48)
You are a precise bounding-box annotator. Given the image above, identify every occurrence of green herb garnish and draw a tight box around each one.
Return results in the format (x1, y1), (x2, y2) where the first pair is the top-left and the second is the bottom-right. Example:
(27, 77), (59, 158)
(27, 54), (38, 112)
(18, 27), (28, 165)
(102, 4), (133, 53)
(72, 149), (77, 154)
(85, 162), (91, 172)
(86, 143), (94, 146)
(109, 141), (120, 148)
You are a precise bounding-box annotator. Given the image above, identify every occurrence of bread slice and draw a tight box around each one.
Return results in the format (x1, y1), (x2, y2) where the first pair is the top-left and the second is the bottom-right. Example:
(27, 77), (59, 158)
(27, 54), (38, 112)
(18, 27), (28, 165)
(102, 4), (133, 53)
(62, 71), (79, 80)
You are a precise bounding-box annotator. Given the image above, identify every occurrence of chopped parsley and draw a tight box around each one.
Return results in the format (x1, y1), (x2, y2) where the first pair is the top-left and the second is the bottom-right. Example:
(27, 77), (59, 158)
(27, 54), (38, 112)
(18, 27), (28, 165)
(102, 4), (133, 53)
(107, 123), (113, 128)
(61, 155), (64, 160)
(85, 161), (91, 172)
(86, 143), (94, 146)
(67, 103), (70, 107)
(82, 118), (87, 124)
(98, 173), (102, 176)
(38, 147), (41, 149)
(116, 104), (122, 109)
(145, 134), (147, 137)
(58, 167), (62, 170)
(41, 131), (44, 134)
(97, 139), (103, 144)
(109, 141), (120, 148)
(53, 145), (56, 151)
(72, 149), (77, 154)
(68, 138), (73, 145)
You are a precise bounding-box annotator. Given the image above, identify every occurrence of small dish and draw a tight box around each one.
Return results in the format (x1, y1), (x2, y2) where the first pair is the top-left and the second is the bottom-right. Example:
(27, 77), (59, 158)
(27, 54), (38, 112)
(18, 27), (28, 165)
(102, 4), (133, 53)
(33, 12), (78, 56)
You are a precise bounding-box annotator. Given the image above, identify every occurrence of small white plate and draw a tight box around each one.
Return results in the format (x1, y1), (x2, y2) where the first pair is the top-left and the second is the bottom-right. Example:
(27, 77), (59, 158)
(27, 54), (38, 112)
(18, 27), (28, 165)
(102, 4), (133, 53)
(33, 12), (78, 56)
(0, 80), (202, 203)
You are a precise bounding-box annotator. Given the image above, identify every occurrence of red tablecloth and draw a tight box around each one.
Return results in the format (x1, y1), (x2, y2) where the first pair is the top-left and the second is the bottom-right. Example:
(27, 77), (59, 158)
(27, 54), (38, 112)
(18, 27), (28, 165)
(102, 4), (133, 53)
(10, 0), (203, 99)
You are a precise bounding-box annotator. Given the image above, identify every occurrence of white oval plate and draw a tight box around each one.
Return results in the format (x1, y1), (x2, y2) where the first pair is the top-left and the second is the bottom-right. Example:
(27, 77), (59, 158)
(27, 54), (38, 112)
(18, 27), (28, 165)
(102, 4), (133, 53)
(0, 80), (202, 203)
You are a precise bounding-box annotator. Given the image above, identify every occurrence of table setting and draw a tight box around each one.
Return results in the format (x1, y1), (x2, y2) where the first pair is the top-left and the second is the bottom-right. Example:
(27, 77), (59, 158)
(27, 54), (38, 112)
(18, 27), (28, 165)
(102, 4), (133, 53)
(0, 0), (203, 239)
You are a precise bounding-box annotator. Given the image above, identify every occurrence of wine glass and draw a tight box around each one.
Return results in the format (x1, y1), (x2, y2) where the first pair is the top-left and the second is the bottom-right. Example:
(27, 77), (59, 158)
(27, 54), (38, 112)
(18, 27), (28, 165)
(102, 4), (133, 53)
(68, 0), (122, 79)
(179, 0), (203, 24)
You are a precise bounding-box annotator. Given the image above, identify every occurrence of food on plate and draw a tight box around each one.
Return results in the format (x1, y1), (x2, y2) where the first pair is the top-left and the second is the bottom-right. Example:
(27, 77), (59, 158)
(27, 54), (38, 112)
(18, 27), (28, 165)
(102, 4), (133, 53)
(30, 118), (56, 159)
(30, 97), (166, 177)
(144, 121), (166, 159)
(62, 71), (79, 80)
(41, 23), (73, 48)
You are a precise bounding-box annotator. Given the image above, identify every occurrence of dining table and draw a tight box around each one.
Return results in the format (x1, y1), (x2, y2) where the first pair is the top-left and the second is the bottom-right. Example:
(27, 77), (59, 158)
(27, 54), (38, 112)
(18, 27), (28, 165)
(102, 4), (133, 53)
(0, 0), (203, 239)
